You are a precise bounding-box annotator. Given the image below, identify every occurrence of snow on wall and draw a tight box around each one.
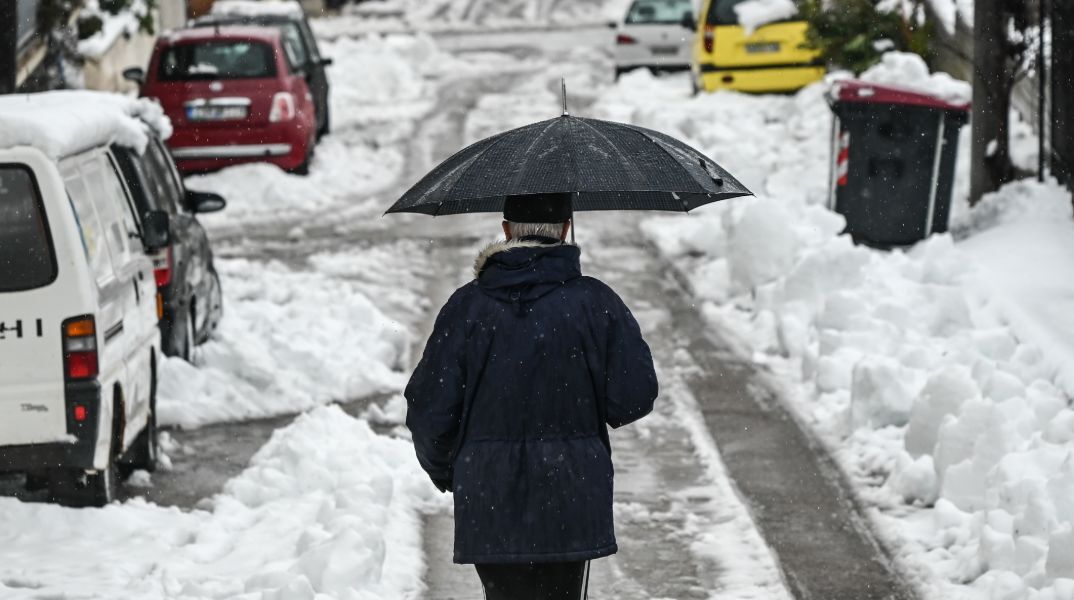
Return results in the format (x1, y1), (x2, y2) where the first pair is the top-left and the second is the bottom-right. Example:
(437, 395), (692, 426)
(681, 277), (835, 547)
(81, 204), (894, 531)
(0, 91), (171, 157)
(596, 65), (1074, 600)
(0, 406), (443, 599)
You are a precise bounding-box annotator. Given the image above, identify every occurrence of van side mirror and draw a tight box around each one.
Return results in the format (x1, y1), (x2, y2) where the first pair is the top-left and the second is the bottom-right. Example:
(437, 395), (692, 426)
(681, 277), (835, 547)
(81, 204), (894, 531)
(142, 210), (171, 249)
(122, 67), (145, 85)
(186, 190), (226, 214)
(681, 11), (697, 30)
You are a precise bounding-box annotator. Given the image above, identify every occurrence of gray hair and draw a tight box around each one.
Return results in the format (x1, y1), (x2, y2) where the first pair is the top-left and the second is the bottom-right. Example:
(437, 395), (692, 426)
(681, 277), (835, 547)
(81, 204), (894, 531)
(507, 221), (566, 239)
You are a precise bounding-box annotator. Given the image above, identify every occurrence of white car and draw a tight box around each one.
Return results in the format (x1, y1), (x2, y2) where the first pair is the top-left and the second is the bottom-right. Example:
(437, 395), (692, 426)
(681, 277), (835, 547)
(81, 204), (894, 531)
(614, 0), (697, 79)
(0, 92), (169, 507)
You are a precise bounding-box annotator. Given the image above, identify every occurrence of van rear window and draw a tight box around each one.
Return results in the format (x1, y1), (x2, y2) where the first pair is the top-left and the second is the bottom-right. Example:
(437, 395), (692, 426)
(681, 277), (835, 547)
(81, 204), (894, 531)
(707, 0), (800, 25)
(159, 41), (276, 81)
(0, 166), (57, 292)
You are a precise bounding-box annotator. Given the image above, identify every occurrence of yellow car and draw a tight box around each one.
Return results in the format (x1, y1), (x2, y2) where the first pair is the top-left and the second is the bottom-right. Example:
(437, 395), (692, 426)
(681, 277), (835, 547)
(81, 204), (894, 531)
(691, 0), (825, 93)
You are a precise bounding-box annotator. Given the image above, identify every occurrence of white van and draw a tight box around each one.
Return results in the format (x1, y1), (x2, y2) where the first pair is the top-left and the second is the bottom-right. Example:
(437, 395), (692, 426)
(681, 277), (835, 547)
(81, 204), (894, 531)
(0, 92), (170, 507)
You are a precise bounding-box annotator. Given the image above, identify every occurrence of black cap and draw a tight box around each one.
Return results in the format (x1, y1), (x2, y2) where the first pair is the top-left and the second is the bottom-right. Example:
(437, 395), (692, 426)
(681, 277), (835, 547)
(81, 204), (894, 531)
(503, 193), (573, 223)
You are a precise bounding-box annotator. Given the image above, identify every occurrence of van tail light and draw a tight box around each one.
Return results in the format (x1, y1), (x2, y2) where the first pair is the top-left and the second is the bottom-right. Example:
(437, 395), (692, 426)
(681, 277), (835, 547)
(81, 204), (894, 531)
(269, 92), (296, 122)
(152, 246), (173, 288)
(63, 316), (98, 381)
(703, 26), (715, 53)
(616, 34), (638, 45)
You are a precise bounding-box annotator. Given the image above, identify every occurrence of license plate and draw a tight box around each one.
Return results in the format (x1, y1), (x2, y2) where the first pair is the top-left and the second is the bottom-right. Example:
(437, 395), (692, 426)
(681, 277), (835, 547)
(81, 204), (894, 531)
(745, 42), (781, 54)
(650, 46), (679, 56)
(186, 106), (247, 121)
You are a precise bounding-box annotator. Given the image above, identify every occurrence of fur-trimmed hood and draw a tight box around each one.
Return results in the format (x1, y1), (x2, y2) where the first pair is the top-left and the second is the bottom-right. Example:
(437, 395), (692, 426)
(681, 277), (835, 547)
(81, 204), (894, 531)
(473, 237), (582, 308)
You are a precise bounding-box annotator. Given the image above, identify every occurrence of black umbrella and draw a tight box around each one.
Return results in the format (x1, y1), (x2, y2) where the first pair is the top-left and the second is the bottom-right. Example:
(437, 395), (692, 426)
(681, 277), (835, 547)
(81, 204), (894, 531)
(386, 105), (751, 217)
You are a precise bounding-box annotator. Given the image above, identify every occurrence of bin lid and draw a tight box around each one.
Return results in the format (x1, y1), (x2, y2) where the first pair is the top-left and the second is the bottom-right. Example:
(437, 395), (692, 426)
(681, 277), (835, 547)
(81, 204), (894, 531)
(829, 79), (971, 112)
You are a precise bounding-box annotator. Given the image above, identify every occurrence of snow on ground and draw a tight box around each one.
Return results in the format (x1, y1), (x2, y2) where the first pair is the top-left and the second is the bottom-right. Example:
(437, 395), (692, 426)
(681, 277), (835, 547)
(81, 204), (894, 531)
(157, 253), (415, 429)
(0, 406), (444, 599)
(313, 0), (621, 38)
(186, 34), (439, 229)
(594, 59), (1074, 599)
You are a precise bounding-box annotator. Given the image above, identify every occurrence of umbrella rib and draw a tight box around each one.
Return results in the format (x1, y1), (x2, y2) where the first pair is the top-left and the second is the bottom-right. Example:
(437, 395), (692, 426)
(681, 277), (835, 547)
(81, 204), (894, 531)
(624, 122), (721, 193)
(574, 118), (652, 191)
(437, 122), (544, 213)
(505, 118), (564, 193)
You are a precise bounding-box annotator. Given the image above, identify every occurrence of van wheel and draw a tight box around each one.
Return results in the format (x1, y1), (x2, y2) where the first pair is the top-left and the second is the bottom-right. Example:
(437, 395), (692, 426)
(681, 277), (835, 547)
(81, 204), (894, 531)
(121, 360), (158, 475)
(48, 464), (118, 508)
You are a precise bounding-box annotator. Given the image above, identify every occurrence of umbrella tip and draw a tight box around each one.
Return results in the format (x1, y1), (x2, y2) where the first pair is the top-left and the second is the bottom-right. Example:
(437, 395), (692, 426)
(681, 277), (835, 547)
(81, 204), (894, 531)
(561, 78), (569, 117)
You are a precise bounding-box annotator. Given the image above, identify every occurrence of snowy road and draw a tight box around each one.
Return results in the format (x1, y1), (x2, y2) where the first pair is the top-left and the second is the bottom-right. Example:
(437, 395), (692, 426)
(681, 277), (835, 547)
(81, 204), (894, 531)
(0, 17), (935, 600)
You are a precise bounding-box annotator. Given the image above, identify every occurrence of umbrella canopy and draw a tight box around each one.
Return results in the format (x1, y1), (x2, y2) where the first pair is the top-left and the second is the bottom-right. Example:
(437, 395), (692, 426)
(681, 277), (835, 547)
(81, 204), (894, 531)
(386, 114), (752, 216)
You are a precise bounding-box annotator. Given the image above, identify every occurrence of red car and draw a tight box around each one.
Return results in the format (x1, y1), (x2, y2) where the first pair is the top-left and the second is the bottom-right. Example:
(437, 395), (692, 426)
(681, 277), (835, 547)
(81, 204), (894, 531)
(131, 26), (317, 174)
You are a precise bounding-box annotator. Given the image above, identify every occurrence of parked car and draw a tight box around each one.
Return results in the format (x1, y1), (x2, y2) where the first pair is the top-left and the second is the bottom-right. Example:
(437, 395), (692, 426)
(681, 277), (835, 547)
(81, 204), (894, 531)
(129, 26), (318, 174)
(691, 0), (825, 93)
(614, 0), (696, 79)
(112, 136), (226, 361)
(193, 0), (332, 139)
(0, 92), (168, 507)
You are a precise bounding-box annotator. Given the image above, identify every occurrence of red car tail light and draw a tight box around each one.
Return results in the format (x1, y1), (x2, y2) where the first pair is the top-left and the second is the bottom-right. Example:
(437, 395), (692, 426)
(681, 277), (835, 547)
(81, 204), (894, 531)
(152, 246), (173, 288)
(63, 316), (98, 381)
(269, 92), (296, 122)
(703, 26), (715, 53)
(616, 34), (638, 45)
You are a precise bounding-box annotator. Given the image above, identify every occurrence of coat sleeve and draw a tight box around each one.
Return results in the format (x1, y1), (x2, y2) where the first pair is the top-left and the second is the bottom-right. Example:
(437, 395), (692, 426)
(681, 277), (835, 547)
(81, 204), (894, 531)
(405, 289), (468, 487)
(603, 291), (659, 428)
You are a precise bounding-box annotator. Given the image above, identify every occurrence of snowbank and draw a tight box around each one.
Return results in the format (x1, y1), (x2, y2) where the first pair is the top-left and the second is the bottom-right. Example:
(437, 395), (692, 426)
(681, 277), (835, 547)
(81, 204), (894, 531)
(598, 63), (1074, 599)
(0, 406), (442, 599)
(157, 256), (411, 429)
(0, 91), (170, 157)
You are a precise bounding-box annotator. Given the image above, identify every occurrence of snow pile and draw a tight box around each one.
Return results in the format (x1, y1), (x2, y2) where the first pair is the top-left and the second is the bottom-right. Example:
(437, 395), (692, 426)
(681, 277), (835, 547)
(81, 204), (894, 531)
(157, 257), (411, 429)
(959, 181), (1074, 399)
(600, 63), (1074, 598)
(0, 91), (170, 157)
(733, 0), (798, 34)
(211, 0), (304, 18)
(0, 406), (442, 599)
(859, 52), (972, 106)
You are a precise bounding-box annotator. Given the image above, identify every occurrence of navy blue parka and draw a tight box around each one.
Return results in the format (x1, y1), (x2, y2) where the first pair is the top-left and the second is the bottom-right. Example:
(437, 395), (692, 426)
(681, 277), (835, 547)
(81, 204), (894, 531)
(405, 236), (658, 564)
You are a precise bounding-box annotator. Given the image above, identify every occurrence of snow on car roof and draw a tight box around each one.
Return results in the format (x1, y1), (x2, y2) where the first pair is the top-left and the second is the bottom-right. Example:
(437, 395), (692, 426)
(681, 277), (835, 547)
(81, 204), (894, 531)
(0, 91), (172, 159)
(211, 0), (305, 18)
(163, 24), (282, 43)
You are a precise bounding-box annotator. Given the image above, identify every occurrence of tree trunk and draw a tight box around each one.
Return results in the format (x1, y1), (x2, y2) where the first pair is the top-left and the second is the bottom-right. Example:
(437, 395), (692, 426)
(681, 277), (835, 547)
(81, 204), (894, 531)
(0, 1), (17, 94)
(1054, 0), (1074, 192)
(970, 0), (1015, 204)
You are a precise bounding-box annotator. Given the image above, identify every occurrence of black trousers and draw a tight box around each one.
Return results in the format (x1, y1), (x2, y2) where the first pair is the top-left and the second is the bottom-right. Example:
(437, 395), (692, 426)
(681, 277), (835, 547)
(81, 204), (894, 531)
(475, 561), (590, 600)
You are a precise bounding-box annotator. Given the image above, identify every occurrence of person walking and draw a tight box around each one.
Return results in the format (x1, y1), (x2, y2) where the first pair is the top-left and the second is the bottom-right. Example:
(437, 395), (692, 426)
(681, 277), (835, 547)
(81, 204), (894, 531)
(405, 192), (659, 600)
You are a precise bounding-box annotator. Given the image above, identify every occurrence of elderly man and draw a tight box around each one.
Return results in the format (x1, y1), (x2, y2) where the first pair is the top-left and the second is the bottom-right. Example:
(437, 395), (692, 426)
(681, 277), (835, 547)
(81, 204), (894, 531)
(405, 192), (659, 600)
